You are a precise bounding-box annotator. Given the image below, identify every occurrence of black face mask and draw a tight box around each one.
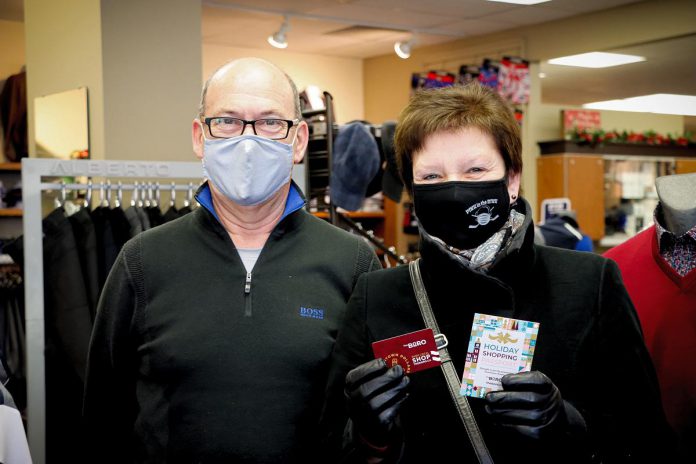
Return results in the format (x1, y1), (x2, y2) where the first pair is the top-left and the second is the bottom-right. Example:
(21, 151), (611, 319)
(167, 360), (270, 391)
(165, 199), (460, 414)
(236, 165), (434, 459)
(413, 178), (511, 250)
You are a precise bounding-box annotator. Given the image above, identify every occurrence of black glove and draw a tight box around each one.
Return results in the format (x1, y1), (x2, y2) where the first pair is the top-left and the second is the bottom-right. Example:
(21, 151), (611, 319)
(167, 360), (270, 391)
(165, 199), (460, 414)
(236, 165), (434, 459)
(345, 358), (410, 447)
(484, 371), (586, 442)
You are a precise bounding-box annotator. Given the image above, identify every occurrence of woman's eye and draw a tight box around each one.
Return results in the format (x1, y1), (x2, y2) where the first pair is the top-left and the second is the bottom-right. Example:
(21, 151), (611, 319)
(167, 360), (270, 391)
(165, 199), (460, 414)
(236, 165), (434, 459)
(468, 167), (484, 173)
(422, 174), (440, 180)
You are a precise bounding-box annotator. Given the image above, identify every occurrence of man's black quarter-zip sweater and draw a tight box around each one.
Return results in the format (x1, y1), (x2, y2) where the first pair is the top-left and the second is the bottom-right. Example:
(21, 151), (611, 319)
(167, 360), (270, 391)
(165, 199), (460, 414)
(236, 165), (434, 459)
(84, 200), (381, 463)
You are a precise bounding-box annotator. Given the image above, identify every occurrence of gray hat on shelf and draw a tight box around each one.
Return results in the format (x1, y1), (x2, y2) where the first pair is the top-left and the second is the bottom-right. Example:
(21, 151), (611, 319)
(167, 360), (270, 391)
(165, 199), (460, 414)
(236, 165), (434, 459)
(380, 120), (403, 203)
(330, 122), (380, 211)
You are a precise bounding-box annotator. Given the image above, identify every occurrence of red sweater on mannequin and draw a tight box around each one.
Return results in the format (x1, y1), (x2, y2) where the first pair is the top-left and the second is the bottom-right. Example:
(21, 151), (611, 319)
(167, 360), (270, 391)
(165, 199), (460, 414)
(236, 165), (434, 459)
(604, 225), (696, 456)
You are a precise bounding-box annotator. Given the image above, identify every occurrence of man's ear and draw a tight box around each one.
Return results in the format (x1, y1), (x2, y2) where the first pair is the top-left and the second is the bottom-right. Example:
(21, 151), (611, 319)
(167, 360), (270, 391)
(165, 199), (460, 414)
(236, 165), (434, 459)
(192, 119), (204, 160)
(293, 120), (309, 164)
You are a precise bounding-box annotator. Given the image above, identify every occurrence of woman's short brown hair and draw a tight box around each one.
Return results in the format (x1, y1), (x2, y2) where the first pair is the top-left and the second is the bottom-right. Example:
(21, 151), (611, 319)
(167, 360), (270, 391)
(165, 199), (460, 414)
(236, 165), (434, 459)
(394, 83), (522, 192)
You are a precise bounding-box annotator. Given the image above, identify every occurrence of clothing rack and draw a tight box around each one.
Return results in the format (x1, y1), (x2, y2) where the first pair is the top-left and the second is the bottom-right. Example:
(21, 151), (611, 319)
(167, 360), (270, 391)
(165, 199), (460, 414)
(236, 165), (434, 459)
(45, 180), (198, 209)
(303, 96), (404, 264)
(335, 211), (407, 265)
(21, 158), (203, 464)
(302, 91), (337, 224)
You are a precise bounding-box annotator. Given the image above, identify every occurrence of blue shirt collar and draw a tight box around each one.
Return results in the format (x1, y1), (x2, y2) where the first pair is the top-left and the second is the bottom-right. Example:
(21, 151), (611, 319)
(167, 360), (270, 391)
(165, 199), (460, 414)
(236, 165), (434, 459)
(196, 181), (305, 224)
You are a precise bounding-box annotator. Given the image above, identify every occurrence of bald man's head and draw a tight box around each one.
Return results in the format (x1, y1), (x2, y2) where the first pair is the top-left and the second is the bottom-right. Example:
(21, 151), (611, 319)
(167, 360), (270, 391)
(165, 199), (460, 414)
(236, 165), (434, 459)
(198, 57), (301, 119)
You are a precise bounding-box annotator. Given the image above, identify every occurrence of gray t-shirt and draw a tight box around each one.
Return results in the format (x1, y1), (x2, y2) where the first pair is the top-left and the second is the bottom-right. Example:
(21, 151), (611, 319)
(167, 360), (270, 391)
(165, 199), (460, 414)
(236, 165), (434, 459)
(236, 247), (263, 273)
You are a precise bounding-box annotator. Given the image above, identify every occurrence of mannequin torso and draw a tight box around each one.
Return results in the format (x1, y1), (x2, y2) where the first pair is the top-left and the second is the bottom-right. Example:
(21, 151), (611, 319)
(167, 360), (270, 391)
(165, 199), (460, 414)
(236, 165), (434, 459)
(655, 172), (696, 235)
(605, 173), (696, 458)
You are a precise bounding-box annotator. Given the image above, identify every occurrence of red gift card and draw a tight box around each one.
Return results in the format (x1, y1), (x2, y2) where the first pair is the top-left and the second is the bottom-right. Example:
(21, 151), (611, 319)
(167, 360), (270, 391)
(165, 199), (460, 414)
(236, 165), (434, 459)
(372, 328), (441, 374)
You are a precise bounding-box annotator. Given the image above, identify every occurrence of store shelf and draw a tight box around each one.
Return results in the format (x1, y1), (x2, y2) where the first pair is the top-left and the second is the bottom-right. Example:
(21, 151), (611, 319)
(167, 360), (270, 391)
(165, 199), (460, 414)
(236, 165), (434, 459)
(536, 143), (689, 244)
(539, 140), (696, 158)
(312, 210), (385, 219)
(0, 162), (21, 171)
(0, 208), (23, 217)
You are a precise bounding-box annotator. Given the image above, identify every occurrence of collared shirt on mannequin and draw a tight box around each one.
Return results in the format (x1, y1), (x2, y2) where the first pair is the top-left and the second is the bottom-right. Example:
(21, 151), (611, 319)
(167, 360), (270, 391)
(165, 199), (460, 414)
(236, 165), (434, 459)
(654, 207), (696, 277)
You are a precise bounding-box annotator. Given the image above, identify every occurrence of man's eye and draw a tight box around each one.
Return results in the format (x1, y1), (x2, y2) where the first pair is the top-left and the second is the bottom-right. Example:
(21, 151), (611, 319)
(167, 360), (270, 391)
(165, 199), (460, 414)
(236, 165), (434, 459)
(216, 118), (238, 126)
(261, 119), (281, 127)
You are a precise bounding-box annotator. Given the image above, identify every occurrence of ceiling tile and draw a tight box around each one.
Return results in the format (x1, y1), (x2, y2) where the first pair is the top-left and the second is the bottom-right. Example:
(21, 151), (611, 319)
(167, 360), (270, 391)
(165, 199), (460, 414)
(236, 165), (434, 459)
(3, 0), (689, 110)
(543, 0), (642, 14)
(303, 3), (458, 30)
(205, 0), (337, 15)
(476, 4), (586, 26)
(433, 17), (519, 36)
(352, 0), (516, 20)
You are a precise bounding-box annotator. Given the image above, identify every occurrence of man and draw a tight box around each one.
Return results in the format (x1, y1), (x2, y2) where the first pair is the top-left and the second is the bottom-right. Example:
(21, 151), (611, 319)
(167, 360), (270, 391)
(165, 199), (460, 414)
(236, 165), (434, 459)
(84, 57), (381, 463)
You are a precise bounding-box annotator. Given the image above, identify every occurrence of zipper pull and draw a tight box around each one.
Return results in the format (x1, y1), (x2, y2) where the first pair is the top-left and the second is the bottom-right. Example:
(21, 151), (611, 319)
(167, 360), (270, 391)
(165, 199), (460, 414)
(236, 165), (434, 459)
(245, 272), (252, 294)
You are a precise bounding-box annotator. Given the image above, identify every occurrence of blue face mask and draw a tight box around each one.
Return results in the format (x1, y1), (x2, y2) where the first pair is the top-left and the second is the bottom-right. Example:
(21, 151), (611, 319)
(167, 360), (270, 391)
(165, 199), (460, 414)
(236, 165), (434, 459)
(202, 134), (295, 206)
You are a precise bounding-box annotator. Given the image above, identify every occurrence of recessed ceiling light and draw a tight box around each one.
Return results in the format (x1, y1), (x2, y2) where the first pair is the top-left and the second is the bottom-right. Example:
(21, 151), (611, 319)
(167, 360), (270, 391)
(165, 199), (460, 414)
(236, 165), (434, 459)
(538, 72), (547, 79)
(486, 0), (551, 5)
(548, 52), (645, 68)
(583, 94), (696, 116)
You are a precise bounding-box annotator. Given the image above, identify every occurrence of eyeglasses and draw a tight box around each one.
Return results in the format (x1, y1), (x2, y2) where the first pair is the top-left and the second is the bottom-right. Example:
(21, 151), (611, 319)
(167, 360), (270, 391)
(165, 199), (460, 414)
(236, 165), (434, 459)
(202, 117), (299, 140)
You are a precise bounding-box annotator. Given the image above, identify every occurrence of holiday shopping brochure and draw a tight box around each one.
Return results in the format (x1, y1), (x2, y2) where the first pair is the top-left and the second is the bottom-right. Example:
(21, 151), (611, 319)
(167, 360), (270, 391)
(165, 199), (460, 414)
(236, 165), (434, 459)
(461, 313), (540, 398)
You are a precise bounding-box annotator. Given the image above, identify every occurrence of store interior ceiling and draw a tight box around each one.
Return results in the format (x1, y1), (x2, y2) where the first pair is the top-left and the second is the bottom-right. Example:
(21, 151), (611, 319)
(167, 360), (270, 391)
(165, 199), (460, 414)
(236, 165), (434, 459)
(1, 0), (694, 129)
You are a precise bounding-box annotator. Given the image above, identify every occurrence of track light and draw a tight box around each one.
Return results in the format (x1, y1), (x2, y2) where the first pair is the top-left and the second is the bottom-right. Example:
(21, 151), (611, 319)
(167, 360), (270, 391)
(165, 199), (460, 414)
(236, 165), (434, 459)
(394, 37), (414, 59)
(268, 15), (290, 49)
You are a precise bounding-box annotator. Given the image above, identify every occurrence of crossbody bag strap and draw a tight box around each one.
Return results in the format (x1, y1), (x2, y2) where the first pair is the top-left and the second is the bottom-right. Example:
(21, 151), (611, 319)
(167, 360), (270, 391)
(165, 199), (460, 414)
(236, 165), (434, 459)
(409, 259), (494, 464)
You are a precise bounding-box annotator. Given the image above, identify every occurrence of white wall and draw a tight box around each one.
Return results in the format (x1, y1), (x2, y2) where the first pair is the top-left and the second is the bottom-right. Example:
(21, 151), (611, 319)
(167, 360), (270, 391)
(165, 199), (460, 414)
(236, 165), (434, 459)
(203, 44), (364, 124)
(101, 0), (202, 162)
(24, 0), (105, 159)
(599, 110), (684, 136)
(536, 103), (685, 142)
(25, 0), (202, 163)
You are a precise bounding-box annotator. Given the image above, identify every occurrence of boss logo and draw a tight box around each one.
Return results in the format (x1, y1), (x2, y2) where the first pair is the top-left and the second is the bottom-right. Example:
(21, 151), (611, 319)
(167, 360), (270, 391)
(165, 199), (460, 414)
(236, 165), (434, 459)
(299, 306), (324, 320)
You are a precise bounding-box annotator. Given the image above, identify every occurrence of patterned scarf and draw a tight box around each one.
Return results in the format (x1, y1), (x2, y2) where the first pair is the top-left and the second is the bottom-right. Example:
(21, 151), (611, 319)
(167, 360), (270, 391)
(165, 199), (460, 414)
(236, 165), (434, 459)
(429, 209), (526, 272)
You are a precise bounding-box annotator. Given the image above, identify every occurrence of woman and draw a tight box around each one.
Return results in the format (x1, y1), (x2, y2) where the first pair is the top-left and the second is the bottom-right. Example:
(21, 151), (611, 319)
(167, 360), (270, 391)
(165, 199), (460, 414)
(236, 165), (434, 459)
(321, 84), (673, 463)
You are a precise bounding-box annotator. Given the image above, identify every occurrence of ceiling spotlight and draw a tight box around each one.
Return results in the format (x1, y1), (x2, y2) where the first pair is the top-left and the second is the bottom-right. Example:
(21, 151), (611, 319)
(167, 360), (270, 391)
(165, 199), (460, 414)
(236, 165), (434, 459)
(268, 16), (290, 49)
(394, 38), (414, 59)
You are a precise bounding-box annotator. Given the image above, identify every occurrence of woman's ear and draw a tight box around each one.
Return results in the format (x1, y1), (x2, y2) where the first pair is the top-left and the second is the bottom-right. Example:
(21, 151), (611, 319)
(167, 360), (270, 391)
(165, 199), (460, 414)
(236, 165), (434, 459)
(507, 171), (521, 203)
